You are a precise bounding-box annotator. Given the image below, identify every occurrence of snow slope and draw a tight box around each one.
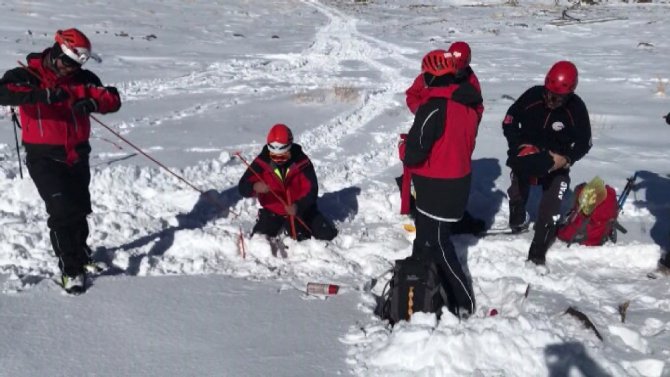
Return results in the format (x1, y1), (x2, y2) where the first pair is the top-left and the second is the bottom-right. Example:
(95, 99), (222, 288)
(0, 0), (669, 376)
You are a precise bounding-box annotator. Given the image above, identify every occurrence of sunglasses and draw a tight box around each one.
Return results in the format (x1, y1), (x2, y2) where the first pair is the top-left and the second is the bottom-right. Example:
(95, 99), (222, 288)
(270, 152), (291, 164)
(59, 54), (82, 68)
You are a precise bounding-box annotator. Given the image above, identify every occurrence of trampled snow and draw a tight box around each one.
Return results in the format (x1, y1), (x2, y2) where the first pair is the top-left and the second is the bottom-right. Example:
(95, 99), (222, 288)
(0, 0), (669, 376)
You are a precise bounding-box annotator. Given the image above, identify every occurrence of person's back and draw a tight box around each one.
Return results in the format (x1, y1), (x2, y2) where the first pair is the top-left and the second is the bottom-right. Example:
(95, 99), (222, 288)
(402, 50), (482, 318)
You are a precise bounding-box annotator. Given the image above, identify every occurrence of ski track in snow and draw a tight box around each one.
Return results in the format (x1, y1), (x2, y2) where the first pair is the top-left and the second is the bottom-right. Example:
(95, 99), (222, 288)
(1, 1), (670, 376)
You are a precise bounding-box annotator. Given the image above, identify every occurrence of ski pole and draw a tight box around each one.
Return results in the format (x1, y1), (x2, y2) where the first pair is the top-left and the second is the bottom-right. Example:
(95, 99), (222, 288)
(234, 152), (311, 233)
(287, 190), (297, 240)
(17, 61), (239, 217)
(617, 171), (638, 210)
(89, 114), (241, 217)
(9, 108), (23, 179)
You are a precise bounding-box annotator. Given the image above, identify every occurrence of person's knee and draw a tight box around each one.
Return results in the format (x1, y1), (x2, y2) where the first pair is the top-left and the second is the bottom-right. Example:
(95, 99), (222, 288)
(46, 194), (85, 228)
(310, 215), (338, 241)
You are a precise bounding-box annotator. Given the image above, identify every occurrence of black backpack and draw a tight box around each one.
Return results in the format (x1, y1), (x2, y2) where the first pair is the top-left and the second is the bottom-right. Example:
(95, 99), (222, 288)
(376, 256), (447, 325)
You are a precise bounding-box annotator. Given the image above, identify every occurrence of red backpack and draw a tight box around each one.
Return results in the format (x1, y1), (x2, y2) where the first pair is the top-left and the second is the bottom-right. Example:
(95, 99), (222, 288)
(557, 183), (618, 246)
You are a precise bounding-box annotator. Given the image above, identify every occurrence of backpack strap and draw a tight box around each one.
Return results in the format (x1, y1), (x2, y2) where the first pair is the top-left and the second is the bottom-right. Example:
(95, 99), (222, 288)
(566, 214), (591, 248)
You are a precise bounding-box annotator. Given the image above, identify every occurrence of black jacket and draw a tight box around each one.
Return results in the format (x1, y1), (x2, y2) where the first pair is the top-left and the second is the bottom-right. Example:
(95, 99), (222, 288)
(502, 85), (592, 167)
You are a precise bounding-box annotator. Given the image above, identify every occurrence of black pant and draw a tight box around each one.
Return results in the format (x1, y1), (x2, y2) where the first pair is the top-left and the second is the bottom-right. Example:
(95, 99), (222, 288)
(508, 170), (570, 261)
(252, 206), (338, 241)
(412, 211), (475, 316)
(27, 154), (92, 277)
(395, 175), (485, 235)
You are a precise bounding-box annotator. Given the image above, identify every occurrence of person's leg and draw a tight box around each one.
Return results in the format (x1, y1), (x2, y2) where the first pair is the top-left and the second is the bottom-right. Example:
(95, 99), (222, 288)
(303, 207), (338, 241)
(27, 156), (86, 277)
(412, 211), (433, 259)
(508, 171), (531, 231)
(528, 171), (570, 264)
(251, 208), (285, 238)
(451, 210), (486, 235)
(67, 157), (93, 267)
(414, 211), (475, 317)
(433, 220), (475, 317)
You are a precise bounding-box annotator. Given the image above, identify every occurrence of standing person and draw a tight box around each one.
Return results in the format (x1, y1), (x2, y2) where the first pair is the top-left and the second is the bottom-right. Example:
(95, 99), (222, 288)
(238, 124), (338, 242)
(502, 61), (592, 266)
(0, 29), (122, 293)
(402, 50), (483, 318)
(400, 41), (486, 235)
(657, 112), (670, 274)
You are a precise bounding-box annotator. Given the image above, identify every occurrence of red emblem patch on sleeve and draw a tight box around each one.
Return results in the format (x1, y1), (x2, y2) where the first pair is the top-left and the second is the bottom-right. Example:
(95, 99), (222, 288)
(503, 115), (514, 125)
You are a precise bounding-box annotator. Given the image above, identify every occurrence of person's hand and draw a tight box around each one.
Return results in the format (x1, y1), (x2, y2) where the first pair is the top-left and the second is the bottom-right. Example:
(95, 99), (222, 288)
(72, 98), (98, 115)
(285, 203), (298, 216)
(253, 181), (269, 194)
(548, 151), (568, 171)
(34, 87), (69, 104)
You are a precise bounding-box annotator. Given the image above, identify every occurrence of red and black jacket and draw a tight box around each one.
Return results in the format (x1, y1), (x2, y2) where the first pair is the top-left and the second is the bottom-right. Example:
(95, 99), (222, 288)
(405, 68), (484, 122)
(502, 85), (592, 167)
(402, 77), (482, 221)
(238, 144), (318, 216)
(0, 48), (121, 164)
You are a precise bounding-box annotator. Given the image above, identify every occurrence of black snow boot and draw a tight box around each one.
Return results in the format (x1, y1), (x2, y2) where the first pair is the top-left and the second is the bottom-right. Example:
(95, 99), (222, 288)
(509, 203), (529, 233)
(527, 241), (547, 266)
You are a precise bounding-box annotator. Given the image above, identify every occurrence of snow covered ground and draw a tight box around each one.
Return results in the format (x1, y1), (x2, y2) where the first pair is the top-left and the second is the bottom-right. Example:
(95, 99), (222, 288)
(0, 0), (669, 376)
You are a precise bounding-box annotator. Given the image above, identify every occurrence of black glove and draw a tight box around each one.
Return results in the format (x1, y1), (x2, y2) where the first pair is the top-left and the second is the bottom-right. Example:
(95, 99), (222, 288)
(509, 150), (554, 177)
(33, 87), (69, 104)
(104, 86), (120, 97)
(72, 98), (98, 115)
(665, 112), (670, 125)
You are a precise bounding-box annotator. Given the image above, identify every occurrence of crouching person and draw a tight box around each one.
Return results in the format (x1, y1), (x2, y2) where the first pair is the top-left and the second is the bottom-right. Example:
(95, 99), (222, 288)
(503, 61), (592, 266)
(238, 124), (338, 241)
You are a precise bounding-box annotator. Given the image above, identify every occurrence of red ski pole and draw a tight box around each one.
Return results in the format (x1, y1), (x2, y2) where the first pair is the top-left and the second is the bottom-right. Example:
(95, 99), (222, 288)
(17, 61), (239, 218)
(287, 190), (297, 240)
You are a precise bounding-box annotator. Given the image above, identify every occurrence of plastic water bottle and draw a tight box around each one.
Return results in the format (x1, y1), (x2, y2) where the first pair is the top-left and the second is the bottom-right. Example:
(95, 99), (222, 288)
(306, 282), (340, 295)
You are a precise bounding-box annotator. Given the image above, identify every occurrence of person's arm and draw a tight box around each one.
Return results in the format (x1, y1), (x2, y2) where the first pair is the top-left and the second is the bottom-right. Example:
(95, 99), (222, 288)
(238, 158), (263, 198)
(467, 71), (484, 122)
(451, 82), (483, 108)
(502, 88), (532, 157)
(403, 99), (446, 166)
(0, 68), (68, 106)
(293, 162), (318, 214)
(69, 70), (122, 114)
(563, 97), (592, 165)
(405, 74), (426, 114)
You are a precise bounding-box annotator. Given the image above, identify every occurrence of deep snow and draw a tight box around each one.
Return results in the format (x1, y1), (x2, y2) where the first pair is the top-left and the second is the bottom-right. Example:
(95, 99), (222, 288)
(0, 0), (669, 376)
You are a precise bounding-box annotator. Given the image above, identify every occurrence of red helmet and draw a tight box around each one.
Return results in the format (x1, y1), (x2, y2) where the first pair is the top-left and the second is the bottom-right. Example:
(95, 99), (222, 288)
(267, 124), (293, 163)
(54, 28), (100, 65)
(545, 61), (578, 94)
(421, 50), (457, 77)
(448, 41), (471, 71)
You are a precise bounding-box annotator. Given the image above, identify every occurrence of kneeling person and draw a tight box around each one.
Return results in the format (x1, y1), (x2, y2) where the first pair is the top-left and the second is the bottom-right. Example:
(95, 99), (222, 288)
(238, 124), (338, 241)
